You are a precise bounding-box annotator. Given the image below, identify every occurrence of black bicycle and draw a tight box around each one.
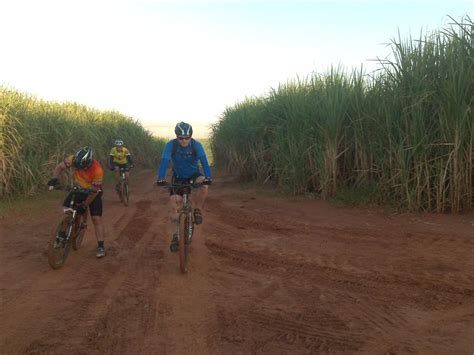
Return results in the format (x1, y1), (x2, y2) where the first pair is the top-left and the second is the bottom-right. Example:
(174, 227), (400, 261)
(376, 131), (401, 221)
(47, 186), (91, 269)
(161, 181), (208, 273)
(115, 166), (131, 206)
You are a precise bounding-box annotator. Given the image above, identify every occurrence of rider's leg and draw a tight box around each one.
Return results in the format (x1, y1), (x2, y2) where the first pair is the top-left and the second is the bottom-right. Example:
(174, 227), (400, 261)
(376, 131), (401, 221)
(91, 216), (105, 242)
(92, 216), (106, 258)
(169, 194), (182, 223)
(193, 175), (209, 210)
(90, 194), (105, 258)
(192, 176), (208, 225)
(168, 194), (182, 252)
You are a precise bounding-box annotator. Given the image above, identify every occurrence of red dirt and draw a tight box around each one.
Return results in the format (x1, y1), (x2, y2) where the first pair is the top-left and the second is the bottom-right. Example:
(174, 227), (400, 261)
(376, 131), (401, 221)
(1, 170), (473, 354)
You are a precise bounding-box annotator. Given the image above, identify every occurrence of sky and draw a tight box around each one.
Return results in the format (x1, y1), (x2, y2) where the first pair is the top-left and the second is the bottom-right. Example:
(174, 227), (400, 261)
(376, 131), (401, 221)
(0, 0), (472, 138)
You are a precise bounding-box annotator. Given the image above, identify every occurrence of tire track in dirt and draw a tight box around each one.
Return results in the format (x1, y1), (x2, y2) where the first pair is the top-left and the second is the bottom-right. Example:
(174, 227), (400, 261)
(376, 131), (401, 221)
(205, 237), (473, 304)
(57, 194), (164, 353)
(203, 193), (474, 353)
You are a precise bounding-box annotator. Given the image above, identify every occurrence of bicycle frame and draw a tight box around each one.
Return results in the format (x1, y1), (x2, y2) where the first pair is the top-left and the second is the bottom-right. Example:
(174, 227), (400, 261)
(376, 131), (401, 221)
(63, 187), (91, 242)
(175, 186), (194, 244)
(120, 167), (127, 181)
(119, 167), (130, 206)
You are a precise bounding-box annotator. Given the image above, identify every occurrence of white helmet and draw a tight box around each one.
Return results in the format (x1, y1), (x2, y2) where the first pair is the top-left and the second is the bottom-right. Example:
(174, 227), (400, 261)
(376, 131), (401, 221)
(114, 139), (124, 147)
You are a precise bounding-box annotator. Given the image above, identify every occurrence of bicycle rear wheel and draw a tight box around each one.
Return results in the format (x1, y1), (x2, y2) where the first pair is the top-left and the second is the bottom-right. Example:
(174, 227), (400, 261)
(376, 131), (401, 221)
(178, 214), (189, 273)
(72, 212), (87, 250)
(48, 219), (73, 269)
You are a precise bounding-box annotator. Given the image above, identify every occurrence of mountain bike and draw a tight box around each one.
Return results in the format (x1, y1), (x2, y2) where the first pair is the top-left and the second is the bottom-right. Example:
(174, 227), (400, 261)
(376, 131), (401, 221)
(161, 181), (208, 274)
(47, 186), (91, 269)
(116, 166), (131, 206)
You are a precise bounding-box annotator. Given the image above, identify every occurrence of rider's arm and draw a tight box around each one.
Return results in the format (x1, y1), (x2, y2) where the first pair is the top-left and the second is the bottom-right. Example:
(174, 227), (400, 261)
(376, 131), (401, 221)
(52, 161), (68, 179)
(195, 142), (212, 178)
(109, 155), (114, 167)
(157, 141), (174, 180)
(126, 155), (133, 165)
(48, 156), (73, 187)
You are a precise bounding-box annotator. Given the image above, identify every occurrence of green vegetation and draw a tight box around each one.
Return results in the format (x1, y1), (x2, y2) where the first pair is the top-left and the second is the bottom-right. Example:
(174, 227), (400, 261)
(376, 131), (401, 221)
(0, 89), (165, 198)
(199, 138), (213, 166)
(211, 15), (473, 213)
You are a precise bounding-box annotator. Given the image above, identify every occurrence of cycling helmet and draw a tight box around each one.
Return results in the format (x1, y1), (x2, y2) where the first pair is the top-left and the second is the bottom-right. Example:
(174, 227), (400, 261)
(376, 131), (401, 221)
(114, 139), (124, 147)
(174, 122), (193, 137)
(72, 146), (93, 169)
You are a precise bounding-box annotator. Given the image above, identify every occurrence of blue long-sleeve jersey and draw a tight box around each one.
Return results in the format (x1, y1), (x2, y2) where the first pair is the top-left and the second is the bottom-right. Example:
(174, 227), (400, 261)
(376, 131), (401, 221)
(157, 139), (212, 180)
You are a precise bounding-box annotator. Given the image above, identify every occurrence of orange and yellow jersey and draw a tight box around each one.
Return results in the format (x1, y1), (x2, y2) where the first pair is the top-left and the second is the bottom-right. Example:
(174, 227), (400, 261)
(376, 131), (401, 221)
(64, 155), (104, 190)
(109, 147), (131, 165)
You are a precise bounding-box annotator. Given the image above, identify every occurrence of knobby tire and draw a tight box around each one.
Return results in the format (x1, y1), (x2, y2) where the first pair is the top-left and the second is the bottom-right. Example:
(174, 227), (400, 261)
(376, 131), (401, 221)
(178, 214), (189, 273)
(47, 219), (73, 269)
(122, 178), (129, 206)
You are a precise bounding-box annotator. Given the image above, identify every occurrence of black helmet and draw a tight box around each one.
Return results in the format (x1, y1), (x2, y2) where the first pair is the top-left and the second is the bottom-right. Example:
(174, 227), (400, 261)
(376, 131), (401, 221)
(174, 122), (193, 137)
(72, 146), (93, 169)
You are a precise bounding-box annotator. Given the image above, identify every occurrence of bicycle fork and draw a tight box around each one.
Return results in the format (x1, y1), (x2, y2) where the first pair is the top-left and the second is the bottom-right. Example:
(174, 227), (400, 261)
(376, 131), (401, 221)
(174, 211), (194, 244)
(59, 198), (77, 240)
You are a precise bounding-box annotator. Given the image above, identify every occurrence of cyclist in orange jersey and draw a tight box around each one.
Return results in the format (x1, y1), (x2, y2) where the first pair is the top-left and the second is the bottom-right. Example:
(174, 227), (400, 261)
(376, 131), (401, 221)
(48, 146), (106, 258)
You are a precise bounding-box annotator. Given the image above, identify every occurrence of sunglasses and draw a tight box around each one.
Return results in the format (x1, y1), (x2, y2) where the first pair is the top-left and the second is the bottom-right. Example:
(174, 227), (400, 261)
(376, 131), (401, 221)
(178, 136), (191, 141)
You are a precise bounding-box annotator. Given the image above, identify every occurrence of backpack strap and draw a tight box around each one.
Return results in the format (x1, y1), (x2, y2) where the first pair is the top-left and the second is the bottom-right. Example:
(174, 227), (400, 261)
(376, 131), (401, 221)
(171, 138), (197, 158)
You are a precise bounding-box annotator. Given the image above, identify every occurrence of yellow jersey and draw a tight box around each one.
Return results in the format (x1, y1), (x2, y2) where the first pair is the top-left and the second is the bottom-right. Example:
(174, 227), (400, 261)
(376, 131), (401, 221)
(64, 155), (104, 190)
(110, 147), (131, 165)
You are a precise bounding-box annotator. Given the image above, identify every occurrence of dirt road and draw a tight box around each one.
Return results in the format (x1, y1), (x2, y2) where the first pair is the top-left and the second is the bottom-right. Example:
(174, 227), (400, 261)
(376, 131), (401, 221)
(1, 170), (473, 354)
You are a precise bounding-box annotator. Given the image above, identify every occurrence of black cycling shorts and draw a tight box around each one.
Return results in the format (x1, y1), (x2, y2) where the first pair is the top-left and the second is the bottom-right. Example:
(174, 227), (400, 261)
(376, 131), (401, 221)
(112, 163), (130, 171)
(169, 173), (203, 196)
(63, 191), (103, 217)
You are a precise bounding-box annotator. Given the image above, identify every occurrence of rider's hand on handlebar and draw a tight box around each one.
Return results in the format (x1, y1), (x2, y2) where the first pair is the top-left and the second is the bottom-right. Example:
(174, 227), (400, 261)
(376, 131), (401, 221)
(156, 179), (167, 186)
(47, 178), (60, 190)
(202, 177), (212, 185)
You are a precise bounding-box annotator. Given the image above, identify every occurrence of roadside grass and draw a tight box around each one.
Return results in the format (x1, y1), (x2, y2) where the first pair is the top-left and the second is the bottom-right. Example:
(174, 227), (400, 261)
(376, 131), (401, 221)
(210, 16), (473, 213)
(0, 168), (156, 219)
(1, 87), (165, 199)
(329, 184), (397, 210)
(0, 189), (63, 219)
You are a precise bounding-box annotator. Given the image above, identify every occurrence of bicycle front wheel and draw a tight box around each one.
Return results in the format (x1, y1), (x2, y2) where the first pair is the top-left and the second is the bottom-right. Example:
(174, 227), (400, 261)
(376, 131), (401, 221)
(47, 219), (73, 269)
(178, 214), (190, 273)
(122, 179), (129, 206)
(72, 212), (87, 250)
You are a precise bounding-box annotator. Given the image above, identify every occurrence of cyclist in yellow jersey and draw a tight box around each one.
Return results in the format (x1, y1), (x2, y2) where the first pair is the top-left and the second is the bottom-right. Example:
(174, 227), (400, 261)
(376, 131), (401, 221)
(109, 139), (134, 193)
(47, 147), (106, 258)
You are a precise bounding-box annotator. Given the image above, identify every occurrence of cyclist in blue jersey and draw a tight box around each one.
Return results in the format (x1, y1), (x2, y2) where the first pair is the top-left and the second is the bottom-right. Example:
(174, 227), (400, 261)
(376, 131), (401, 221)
(156, 122), (212, 252)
